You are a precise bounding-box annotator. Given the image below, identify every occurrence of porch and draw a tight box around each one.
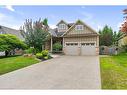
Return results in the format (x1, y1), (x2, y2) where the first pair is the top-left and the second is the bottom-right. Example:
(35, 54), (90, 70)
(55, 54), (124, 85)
(45, 37), (63, 53)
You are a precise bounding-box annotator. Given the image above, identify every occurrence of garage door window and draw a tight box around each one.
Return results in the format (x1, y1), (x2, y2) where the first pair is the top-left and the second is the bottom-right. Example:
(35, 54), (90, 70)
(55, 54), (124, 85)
(81, 43), (95, 46)
(66, 43), (78, 46)
(90, 43), (95, 46)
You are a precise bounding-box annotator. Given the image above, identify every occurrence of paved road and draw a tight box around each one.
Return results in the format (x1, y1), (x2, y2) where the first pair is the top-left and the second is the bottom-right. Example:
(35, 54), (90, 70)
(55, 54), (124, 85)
(0, 56), (101, 89)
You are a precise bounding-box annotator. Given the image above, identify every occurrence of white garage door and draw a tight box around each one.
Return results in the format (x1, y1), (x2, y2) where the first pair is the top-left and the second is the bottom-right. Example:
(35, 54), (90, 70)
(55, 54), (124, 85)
(64, 42), (96, 56)
(65, 43), (79, 55)
(81, 42), (96, 55)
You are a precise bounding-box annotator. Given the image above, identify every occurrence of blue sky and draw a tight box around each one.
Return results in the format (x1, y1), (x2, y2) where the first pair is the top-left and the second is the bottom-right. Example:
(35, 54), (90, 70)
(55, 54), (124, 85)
(0, 6), (126, 31)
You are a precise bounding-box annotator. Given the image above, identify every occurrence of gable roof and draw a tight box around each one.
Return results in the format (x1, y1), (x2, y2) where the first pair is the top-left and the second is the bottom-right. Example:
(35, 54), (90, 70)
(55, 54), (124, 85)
(48, 28), (57, 37)
(56, 20), (68, 26)
(0, 25), (24, 40)
(62, 19), (99, 36)
(49, 19), (99, 37)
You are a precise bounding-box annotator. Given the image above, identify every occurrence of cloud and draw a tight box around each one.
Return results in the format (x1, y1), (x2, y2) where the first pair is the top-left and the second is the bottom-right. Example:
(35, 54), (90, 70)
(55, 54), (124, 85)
(81, 6), (86, 9)
(117, 22), (123, 28)
(49, 24), (56, 29)
(5, 5), (15, 12)
(0, 5), (24, 15)
(97, 25), (103, 30)
(0, 12), (23, 30)
(79, 11), (93, 21)
(0, 13), (6, 21)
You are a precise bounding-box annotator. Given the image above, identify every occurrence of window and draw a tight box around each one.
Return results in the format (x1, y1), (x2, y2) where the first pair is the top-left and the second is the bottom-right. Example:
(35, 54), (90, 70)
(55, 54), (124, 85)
(0, 31), (3, 34)
(59, 24), (66, 29)
(81, 43), (95, 46)
(66, 43), (78, 46)
(91, 43), (95, 46)
(75, 25), (84, 30)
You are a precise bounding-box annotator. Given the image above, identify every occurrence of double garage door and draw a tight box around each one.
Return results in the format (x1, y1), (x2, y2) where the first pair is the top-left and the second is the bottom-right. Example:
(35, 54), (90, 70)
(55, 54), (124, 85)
(65, 42), (96, 56)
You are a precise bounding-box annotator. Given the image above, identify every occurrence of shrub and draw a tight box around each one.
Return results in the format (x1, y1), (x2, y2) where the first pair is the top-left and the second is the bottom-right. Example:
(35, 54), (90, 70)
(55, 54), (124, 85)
(122, 45), (127, 52)
(42, 50), (49, 57)
(36, 53), (42, 59)
(24, 47), (36, 54)
(53, 42), (62, 51)
(44, 56), (48, 60)
(36, 50), (52, 60)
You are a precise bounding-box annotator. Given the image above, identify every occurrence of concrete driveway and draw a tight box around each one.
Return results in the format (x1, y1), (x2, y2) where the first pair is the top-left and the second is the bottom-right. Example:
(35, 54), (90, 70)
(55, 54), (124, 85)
(0, 56), (101, 89)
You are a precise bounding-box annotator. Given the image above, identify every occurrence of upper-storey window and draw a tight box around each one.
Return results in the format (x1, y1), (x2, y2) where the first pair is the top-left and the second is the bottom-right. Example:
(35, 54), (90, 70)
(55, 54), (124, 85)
(59, 24), (66, 29)
(75, 25), (84, 30)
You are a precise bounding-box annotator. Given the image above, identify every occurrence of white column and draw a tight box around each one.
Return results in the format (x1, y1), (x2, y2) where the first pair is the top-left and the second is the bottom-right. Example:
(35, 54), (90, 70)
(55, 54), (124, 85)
(51, 36), (53, 52)
(63, 37), (64, 52)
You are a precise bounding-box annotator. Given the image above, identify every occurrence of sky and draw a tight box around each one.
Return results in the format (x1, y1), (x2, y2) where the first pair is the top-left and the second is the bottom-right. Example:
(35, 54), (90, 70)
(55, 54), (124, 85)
(0, 5), (126, 31)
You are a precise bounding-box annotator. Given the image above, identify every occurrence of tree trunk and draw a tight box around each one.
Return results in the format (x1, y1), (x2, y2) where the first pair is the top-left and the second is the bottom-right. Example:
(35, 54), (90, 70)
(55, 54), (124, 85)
(5, 51), (9, 57)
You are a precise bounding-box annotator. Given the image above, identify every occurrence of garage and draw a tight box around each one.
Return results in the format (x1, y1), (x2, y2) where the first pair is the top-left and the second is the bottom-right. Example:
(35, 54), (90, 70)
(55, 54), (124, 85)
(64, 42), (79, 55)
(80, 42), (96, 55)
(64, 42), (97, 56)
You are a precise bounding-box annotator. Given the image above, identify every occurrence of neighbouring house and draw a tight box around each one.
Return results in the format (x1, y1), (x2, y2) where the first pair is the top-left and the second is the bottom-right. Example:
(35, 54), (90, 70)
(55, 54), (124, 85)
(0, 25), (24, 56)
(118, 33), (127, 47)
(47, 20), (99, 55)
(118, 33), (127, 52)
(0, 25), (24, 40)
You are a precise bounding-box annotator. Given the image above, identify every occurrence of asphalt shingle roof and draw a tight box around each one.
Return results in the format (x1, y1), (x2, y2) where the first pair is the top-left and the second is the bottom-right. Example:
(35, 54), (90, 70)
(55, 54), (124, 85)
(0, 25), (24, 40)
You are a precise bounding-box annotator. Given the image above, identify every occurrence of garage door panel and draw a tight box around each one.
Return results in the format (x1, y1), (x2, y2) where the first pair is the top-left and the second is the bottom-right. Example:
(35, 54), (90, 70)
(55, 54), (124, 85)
(65, 46), (79, 55)
(65, 43), (79, 55)
(64, 42), (96, 56)
(81, 46), (96, 55)
(81, 42), (96, 55)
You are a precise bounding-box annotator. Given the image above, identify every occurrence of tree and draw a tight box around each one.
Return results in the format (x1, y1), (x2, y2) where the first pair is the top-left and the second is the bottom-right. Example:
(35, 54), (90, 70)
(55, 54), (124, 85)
(99, 25), (120, 46)
(0, 34), (27, 56)
(99, 25), (113, 46)
(20, 18), (50, 52)
(120, 9), (127, 34)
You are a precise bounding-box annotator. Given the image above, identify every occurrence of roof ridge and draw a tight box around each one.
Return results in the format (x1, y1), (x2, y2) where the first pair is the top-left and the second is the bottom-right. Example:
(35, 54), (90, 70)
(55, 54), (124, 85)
(0, 25), (19, 31)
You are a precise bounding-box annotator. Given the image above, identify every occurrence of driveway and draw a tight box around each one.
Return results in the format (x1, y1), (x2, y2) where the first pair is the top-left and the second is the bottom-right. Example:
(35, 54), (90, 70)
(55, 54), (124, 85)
(0, 56), (101, 89)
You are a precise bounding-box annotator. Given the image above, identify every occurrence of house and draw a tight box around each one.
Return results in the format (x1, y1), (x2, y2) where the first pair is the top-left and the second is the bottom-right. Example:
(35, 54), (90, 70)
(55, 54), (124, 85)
(0, 25), (24, 40)
(47, 20), (99, 55)
(118, 33), (127, 47)
(0, 25), (24, 56)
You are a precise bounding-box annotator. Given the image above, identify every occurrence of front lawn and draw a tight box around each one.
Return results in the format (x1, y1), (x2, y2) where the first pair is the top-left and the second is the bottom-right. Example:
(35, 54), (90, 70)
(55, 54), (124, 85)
(100, 53), (127, 89)
(0, 55), (40, 75)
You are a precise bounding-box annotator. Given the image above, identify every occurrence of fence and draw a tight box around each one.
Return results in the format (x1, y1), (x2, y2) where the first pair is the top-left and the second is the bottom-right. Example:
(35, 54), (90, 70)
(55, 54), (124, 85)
(99, 46), (119, 55)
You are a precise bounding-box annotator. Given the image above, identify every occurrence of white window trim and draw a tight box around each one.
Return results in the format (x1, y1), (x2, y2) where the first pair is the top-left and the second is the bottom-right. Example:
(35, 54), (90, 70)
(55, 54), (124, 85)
(75, 25), (84, 30)
(65, 41), (96, 47)
(80, 41), (96, 46)
(59, 24), (66, 30)
(65, 42), (79, 47)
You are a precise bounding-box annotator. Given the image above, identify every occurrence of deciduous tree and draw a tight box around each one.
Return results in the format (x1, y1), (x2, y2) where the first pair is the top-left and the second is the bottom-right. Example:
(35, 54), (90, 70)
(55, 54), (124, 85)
(20, 18), (50, 52)
(120, 9), (127, 34)
(0, 34), (27, 56)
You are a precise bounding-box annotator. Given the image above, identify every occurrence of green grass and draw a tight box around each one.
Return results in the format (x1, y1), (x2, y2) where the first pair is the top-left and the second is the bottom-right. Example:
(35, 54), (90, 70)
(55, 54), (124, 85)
(0, 55), (40, 75)
(100, 53), (127, 89)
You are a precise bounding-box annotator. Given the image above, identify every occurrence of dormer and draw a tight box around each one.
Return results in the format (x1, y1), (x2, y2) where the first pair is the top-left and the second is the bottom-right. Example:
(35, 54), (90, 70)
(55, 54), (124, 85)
(74, 20), (84, 31)
(57, 20), (68, 32)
